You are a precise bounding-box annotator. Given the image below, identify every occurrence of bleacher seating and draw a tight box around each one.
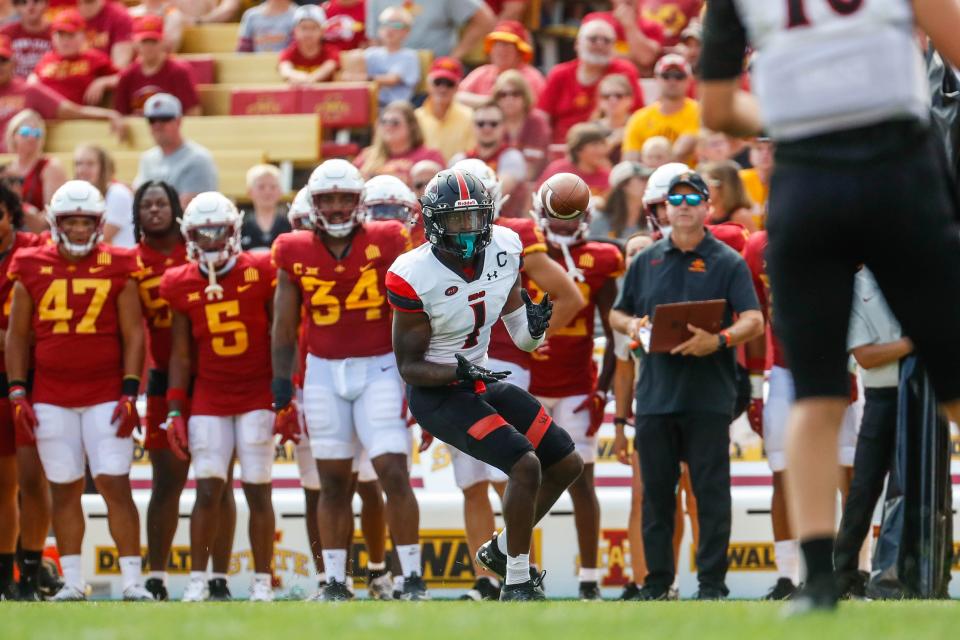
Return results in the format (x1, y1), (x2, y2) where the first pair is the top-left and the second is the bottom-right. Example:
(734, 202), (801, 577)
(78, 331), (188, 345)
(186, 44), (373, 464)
(180, 23), (241, 55)
(182, 52), (283, 85)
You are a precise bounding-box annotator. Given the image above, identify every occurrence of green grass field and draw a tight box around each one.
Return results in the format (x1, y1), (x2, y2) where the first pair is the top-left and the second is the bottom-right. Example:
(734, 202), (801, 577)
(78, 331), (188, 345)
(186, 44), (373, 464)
(3, 601), (958, 640)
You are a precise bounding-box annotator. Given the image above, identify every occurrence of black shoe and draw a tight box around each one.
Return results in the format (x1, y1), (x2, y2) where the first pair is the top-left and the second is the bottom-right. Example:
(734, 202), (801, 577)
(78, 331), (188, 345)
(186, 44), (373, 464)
(578, 581), (602, 601)
(208, 578), (232, 602)
(145, 578), (169, 602)
(37, 559), (62, 599)
(476, 533), (507, 581)
(764, 578), (798, 601)
(836, 570), (868, 600)
(499, 572), (546, 602)
(400, 573), (430, 601)
(0, 581), (14, 601)
(694, 585), (728, 601)
(618, 582), (642, 601)
(459, 577), (501, 601)
(16, 580), (42, 602)
(636, 584), (670, 601)
(785, 575), (838, 615)
(312, 579), (354, 602)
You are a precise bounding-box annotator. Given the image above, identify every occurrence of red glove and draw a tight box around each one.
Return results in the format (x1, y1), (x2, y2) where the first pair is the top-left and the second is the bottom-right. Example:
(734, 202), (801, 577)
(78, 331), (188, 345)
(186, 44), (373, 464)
(575, 390), (607, 437)
(748, 374), (764, 437)
(166, 412), (189, 461)
(418, 430), (434, 453)
(111, 395), (140, 438)
(9, 385), (37, 446)
(273, 402), (302, 445)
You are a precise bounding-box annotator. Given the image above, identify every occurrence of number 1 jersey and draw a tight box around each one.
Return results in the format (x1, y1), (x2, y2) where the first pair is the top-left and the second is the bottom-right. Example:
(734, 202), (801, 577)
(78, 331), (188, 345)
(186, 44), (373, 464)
(160, 252), (275, 416)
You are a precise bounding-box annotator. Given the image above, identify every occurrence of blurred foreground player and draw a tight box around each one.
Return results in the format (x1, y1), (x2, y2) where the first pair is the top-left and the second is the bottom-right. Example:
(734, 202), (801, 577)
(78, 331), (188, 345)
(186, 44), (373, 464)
(701, 0), (960, 611)
(388, 169), (584, 601)
(6, 180), (151, 601)
(0, 183), (47, 601)
(161, 192), (276, 602)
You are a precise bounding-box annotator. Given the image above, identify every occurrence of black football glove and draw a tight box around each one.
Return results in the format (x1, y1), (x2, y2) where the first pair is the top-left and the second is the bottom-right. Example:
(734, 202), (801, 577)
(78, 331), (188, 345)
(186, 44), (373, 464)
(455, 353), (511, 384)
(521, 289), (552, 339)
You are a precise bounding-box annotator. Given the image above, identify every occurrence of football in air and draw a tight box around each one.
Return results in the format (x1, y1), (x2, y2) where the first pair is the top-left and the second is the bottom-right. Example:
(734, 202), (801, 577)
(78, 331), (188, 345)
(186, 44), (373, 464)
(539, 173), (591, 220)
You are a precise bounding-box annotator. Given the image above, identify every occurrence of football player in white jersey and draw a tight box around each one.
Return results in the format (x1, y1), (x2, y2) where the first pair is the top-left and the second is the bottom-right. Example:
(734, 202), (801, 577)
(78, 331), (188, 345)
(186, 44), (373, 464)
(387, 170), (584, 601)
(701, 0), (960, 612)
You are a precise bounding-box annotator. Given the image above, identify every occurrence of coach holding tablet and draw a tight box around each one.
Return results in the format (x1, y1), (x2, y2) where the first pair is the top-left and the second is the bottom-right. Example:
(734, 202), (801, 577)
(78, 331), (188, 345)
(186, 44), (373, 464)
(609, 170), (763, 600)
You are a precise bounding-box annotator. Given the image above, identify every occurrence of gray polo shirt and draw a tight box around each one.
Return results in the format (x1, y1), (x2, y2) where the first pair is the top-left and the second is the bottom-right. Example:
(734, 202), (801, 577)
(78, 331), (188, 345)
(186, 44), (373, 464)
(134, 141), (219, 197)
(366, 0), (482, 58)
(614, 229), (760, 417)
(848, 268), (901, 389)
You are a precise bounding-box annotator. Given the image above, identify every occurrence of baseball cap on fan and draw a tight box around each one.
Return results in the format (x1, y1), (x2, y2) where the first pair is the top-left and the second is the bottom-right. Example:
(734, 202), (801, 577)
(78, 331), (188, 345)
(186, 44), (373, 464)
(51, 9), (85, 34)
(294, 4), (327, 26)
(667, 171), (710, 199)
(144, 93), (182, 119)
(654, 53), (692, 77)
(428, 57), (464, 84)
(133, 14), (164, 42)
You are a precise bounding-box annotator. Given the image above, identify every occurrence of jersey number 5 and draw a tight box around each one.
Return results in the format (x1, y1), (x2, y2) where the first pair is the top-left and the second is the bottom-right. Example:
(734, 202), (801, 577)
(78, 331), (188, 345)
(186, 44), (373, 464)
(37, 278), (110, 334)
(787, 0), (863, 28)
(205, 300), (249, 356)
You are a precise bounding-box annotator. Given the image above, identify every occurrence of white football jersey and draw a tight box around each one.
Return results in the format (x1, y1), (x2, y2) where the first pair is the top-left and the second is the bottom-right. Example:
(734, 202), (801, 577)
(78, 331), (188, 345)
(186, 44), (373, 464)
(733, 0), (928, 139)
(387, 225), (522, 366)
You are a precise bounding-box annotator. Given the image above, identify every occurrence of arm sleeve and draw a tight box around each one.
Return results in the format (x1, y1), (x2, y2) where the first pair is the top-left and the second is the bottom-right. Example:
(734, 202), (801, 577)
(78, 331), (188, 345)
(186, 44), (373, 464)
(449, 0), (484, 27)
(848, 307), (879, 351)
(727, 257), (761, 314)
(385, 270), (424, 313)
(700, 0), (749, 81)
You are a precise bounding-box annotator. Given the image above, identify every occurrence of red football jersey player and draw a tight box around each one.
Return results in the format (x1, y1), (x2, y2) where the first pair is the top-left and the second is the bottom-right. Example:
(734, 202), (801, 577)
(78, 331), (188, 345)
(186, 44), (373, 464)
(5, 180), (149, 601)
(528, 208), (622, 600)
(271, 159), (423, 601)
(0, 184), (46, 601)
(160, 191), (276, 603)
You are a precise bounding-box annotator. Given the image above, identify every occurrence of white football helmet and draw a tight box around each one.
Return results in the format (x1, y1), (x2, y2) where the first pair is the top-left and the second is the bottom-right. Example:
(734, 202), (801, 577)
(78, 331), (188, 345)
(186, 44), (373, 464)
(180, 192), (242, 266)
(363, 175), (418, 225)
(643, 162), (690, 235)
(47, 180), (106, 257)
(307, 159), (365, 237)
(450, 158), (508, 219)
(287, 186), (314, 230)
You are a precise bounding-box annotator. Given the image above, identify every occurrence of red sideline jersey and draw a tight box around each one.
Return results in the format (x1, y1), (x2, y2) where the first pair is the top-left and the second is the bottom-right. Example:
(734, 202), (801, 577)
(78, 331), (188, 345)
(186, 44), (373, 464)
(0, 232), (42, 372)
(161, 252), (275, 416)
(271, 222), (411, 360)
(529, 242), (624, 397)
(488, 217), (548, 368)
(708, 221), (750, 254)
(743, 230), (786, 369)
(9, 243), (138, 407)
(133, 241), (188, 370)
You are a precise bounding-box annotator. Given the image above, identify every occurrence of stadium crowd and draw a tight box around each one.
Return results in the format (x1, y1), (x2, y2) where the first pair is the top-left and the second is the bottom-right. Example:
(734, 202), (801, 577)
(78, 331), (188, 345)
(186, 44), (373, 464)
(0, 0), (921, 605)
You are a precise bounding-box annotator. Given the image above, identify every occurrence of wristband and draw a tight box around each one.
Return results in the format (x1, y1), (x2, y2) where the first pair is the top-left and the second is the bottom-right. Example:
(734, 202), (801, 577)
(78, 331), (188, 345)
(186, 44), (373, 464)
(272, 377), (294, 410)
(613, 417), (628, 428)
(166, 387), (187, 404)
(750, 374), (764, 400)
(161, 410), (181, 430)
(720, 330), (732, 348)
(122, 375), (140, 397)
(9, 384), (26, 399)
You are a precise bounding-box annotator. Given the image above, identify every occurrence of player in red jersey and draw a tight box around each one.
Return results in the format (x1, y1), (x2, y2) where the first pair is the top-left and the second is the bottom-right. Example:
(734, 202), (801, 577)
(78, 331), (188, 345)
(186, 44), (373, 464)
(272, 159), (425, 601)
(131, 180), (237, 602)
(529, 201), (623, 600)
(6, 180), (150, 601)
(0, 183), (48, 601)
(160, 192), (276, 603)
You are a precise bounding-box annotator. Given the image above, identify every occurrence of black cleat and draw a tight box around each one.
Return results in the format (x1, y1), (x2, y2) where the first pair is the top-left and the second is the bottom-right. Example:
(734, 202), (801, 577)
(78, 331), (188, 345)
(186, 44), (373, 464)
(311, 579), (354, 602)
(785, 575), (838, 615)
(0, 581), (15, 601)
(145, 578), (169, 602)
(578, 581), (602, 601)
(207, 578), (232, 602)
(476, 533), (507, 581)
(459, 577), (501, 601)
(694, 585), (728, 601)
(764, 578), (798, 601)
(618, 582), (642, 601)
(635, 584), (670, 601)
(400, 573), (430, 601)
(836, 570), (868, 600)
(499, 572), (546, 602)
(16, 581), (42, 602)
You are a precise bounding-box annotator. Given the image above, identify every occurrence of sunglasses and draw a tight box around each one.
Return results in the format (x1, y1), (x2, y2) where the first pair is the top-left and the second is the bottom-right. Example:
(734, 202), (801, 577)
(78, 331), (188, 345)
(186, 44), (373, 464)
(667, 193), (704, 206)
(147, 116), (175, 125)
(497, 90), (523, 99)
(660, 70), (688, 81)
(586, 35), (614, 45)
(475, 120), (501, 129)
(432, 78), (455, 88)
(16, 125), (42, 138)
(380, 117), (403, 127)
(601, 92), (626, 100)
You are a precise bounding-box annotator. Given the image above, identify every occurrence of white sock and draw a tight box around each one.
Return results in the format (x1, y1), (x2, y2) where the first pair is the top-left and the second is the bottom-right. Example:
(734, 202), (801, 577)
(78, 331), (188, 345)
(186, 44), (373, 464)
(396, 544), (421, 578)
(60, 554), (84, 591)
(774, 539), (800, 583)
(322, 549), (347, 583)
(190, 571), (206, 583)
(496, 530), (508, 555)
(505, 553), (530, 586)
(858, 535), (872, 573)
(149, 571), (167, 583)
(210, 572), (226, 581)
(317, 572), (326, 584)
(119, 556), (143, 590)
(367, 561), (386, 572)
(579, 567), (601, 583)
(253, 573), (271, 586)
